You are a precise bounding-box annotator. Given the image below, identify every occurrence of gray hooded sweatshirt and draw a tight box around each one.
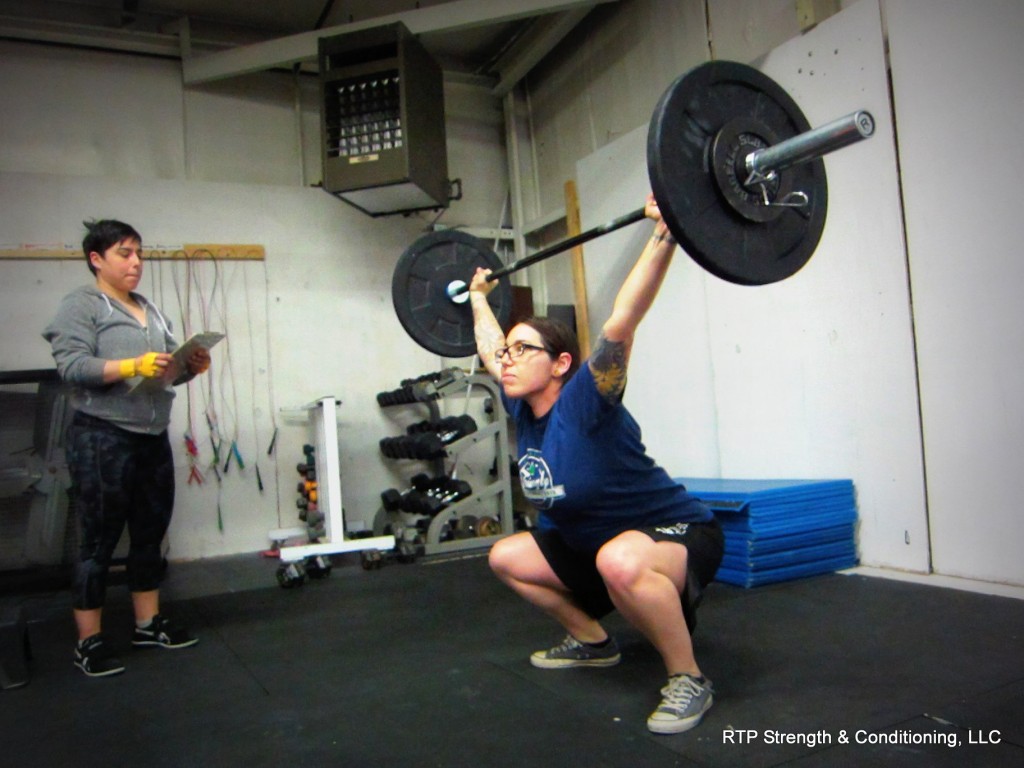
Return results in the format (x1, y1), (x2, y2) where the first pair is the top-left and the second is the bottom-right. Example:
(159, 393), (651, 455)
(43, 285), (182, 435)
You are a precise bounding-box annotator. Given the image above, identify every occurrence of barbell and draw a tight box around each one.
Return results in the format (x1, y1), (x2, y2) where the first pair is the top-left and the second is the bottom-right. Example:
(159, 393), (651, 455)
(392, 60), (875, 358)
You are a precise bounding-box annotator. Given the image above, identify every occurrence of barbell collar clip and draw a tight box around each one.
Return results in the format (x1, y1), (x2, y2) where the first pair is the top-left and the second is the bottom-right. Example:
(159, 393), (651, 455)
(762, 189), (810, 208)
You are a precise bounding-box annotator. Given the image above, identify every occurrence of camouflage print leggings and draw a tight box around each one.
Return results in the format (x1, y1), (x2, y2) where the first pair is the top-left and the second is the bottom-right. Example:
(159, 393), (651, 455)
(66, 412), (175, 610)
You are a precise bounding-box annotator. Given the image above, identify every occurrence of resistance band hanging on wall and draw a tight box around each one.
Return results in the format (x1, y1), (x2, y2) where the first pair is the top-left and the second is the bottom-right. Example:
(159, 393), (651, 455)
(142, 245), (275, 533)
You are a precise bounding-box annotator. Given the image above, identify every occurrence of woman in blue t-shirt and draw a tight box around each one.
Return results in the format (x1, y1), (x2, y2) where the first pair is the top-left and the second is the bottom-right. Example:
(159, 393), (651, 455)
(468, 193), (724, 735)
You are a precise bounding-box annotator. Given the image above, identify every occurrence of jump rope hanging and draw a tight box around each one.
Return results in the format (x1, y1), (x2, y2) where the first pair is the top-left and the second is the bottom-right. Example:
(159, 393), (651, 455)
(151, 245), (278, 531)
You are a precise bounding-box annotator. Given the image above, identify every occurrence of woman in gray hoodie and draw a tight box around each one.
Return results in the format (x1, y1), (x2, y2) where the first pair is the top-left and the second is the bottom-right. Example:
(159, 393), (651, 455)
(43, 219), (210, 678)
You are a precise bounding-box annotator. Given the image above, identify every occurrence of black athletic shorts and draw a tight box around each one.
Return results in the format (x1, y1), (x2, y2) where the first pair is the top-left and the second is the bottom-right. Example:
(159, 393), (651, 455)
(531, 517), (724, 630)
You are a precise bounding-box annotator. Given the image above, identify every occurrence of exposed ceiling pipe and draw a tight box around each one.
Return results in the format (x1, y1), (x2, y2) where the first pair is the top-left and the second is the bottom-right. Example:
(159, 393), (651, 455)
(314, 0), (338, 30)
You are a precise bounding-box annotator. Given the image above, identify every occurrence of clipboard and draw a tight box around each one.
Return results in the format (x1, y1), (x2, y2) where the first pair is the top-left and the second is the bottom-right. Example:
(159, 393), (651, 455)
(128, 331), (225, 393)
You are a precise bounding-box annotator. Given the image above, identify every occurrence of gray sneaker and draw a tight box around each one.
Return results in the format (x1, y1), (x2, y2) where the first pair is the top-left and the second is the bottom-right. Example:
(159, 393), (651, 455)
(647, 673), (713, 734)
(530, 635), (621, 669)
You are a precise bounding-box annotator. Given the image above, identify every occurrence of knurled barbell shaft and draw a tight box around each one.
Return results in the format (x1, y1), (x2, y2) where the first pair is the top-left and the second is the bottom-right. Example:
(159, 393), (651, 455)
(447, 207), (648, 297)
(746, 110), (874, 182)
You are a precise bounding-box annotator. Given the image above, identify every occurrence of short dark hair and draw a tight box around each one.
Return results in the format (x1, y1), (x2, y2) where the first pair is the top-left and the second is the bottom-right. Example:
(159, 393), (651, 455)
(520, 316), (581, 381)
(82, 219), (142, 275)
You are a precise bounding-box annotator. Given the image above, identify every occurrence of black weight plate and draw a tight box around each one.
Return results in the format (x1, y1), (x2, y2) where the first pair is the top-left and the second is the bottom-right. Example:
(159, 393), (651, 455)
(648, 60), (827, 285)
(392, 231), (512, 358)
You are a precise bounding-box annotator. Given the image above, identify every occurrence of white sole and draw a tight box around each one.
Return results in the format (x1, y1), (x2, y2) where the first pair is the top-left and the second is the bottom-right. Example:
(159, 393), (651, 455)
(132, 638), (198, 649)
(529, 654), (621, 669)
(75, 662), (125, 678)
(647, 697), (712, 734)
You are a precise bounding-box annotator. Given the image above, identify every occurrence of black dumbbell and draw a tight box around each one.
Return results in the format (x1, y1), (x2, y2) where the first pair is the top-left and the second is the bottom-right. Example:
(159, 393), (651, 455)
(381, 472), (435, 512)
(381, 488), (402, 512)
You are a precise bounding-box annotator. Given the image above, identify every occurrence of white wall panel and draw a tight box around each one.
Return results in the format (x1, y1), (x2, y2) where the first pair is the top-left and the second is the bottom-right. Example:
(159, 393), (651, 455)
(707, 0), (802, 61)
(886, 0), (1024, 585)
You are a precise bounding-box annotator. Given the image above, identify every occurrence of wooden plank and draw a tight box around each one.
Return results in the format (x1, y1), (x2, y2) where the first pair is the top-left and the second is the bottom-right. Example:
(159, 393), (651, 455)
(0, 244), (265, 261)
(149, 244), (266, 261)
(563, 179), (591, 357)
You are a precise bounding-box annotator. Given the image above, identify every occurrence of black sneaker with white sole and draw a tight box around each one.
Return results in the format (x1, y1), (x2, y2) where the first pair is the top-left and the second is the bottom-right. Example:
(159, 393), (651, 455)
(74, 634), (126, 678)
(131, 614), (198, 649)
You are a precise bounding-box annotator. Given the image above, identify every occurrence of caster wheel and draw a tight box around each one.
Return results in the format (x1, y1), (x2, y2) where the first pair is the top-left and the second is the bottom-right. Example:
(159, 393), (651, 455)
(276, 561), (306, 588)
(361, 550), (383, 571)
(305, 555), (332, 579)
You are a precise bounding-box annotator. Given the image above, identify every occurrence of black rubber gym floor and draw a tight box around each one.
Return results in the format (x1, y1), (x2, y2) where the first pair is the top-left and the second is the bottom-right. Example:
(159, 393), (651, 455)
(2, 553), (1022, 767)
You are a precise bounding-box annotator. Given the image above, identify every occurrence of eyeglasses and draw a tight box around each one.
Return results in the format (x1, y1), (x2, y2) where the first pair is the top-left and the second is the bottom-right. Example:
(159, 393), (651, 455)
(494, 341), (549, 364)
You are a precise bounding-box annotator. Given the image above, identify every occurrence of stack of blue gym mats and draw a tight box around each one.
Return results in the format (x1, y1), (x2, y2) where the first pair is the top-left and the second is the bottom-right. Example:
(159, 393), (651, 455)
(677, 477), (859, 588)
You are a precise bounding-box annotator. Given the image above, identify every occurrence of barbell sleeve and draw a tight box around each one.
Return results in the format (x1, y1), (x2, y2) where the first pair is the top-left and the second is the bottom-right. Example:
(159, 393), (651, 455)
(745, 110), (875, 184)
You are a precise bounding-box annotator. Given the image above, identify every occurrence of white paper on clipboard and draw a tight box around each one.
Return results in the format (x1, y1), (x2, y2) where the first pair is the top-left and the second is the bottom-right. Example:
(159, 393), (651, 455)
(128, 331), (225, 393)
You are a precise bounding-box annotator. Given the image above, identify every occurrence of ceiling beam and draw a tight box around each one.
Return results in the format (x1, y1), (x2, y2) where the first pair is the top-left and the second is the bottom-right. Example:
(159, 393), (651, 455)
(0, 13), (190, 58)
(182, 0), (616, 85)
(490, 7), (593, 97)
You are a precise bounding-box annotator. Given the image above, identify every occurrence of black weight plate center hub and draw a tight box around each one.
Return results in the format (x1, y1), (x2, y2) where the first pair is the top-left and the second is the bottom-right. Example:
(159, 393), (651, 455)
(392, 230), (511, 358)
(647, 60), (828, 285)
(711, 118), (789, 223)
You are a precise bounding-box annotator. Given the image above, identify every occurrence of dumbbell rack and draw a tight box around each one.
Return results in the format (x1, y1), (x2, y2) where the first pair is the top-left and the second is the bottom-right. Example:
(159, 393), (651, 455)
(374, 370), (513, 557)
(270, 397), (395, 568)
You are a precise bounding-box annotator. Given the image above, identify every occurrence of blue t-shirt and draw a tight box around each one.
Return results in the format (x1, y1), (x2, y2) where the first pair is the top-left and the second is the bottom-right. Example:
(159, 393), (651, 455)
(503, 364), (711, 552)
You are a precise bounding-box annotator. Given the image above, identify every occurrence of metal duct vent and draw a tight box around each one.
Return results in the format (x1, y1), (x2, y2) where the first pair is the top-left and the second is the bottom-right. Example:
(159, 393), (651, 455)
(319, 23), (450, 217)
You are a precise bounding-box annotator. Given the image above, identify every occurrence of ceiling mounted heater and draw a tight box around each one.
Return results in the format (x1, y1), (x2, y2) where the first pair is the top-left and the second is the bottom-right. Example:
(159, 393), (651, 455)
(318, 22), (450, 217)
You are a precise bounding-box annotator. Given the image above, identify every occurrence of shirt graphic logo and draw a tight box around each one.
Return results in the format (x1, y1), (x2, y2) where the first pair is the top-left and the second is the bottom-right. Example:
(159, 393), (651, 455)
(519, 449), (565, 510)
(654, 522), (690, 538)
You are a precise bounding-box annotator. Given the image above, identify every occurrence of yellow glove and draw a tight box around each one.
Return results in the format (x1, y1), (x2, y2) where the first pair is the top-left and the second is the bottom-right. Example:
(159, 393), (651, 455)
(119, 352), (162, 379)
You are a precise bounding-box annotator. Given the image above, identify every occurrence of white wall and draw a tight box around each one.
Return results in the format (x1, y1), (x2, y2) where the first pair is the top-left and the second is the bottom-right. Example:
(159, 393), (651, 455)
(575, 0), (930, 573)
(886, 0), (1024, 585)
(0, 39), (510, 560)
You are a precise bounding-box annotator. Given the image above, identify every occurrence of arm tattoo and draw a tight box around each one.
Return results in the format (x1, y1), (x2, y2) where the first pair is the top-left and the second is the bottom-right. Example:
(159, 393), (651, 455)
(472, 295), (506, 376)
(589, 332), (628, 401)
(475, 323), (504, 364)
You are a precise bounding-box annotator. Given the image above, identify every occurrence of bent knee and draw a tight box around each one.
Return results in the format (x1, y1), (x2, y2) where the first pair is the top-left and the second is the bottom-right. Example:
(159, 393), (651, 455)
(596, 533), (689, 592)
(488, 533), (530, 577)
(595, 540), (645, 592)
